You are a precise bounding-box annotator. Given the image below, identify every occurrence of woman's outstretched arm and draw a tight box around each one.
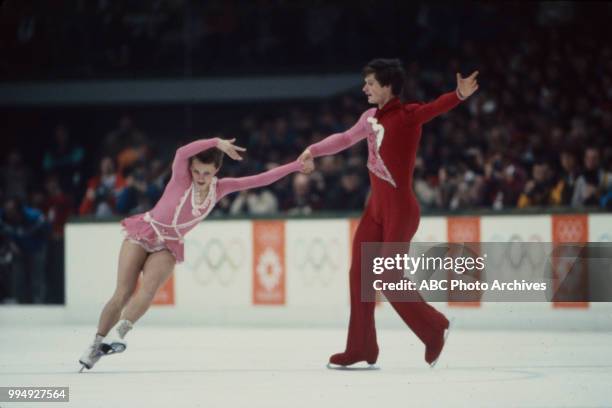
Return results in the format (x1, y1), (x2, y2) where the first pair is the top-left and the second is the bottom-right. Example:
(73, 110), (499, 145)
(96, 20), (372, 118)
(217, 160), (308, 200)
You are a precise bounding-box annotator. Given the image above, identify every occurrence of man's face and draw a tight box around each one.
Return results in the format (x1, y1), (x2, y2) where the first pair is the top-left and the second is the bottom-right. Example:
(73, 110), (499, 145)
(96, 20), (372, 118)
(584, 149), (600, 170)
(533, 163), (549, 183)
(560, 152), (576, 172)
(362, 74), (392, 106)
(190, 158), (218, 188)
(100, 157), (114, 176)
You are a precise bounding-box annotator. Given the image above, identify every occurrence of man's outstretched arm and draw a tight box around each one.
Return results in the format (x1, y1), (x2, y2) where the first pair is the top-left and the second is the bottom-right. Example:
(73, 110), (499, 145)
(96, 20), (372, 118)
(408, 71), (479, 125)
(298, 108), (376, 162)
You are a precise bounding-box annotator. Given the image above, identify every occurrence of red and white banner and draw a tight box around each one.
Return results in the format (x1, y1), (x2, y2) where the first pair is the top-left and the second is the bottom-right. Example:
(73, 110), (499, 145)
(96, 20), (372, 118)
(252, 220), (286, 305)
(447, 216), (482, 307)
(551, 215), (589, 309)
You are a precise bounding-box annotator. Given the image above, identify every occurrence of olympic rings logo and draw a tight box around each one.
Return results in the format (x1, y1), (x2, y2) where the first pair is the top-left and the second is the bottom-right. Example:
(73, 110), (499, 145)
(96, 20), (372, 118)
(486, 234), (547, 278)
(293, 237), (342, 287)
(184, 238), (246, 286)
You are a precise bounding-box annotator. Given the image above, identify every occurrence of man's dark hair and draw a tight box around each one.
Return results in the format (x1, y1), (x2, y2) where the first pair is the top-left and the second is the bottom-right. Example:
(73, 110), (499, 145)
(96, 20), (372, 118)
(189, 148), (224, 169)
(362, 58), (406, 96)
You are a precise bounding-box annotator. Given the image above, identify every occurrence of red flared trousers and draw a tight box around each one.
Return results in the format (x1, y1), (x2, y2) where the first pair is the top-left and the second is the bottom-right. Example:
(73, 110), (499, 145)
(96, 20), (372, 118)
(340, 192), (449, 361)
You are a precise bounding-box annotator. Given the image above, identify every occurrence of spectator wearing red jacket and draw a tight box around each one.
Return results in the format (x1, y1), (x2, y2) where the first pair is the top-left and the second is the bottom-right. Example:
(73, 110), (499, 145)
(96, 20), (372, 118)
(79, 157), (126, 217)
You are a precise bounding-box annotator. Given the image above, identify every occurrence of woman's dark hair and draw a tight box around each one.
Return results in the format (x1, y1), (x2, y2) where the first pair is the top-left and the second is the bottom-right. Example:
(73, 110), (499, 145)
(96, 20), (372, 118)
(189, 148), (224, 169)
(362, 58), (406, 97)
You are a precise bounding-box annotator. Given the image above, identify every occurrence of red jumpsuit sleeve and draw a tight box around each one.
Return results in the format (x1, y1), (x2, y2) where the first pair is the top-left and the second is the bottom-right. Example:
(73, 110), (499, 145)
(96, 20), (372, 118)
(404, 90), (463, 125)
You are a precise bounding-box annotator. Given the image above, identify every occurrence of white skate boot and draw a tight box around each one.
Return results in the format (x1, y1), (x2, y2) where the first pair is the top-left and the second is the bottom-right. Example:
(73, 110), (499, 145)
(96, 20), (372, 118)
(105, 319), (133, 354)
(78, 334), (105, 372)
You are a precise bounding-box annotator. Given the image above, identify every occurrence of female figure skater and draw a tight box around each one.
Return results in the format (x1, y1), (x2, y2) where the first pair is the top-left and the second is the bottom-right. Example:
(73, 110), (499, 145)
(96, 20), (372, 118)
(299, 59), (479, 368)
(79, 137), (312, 371)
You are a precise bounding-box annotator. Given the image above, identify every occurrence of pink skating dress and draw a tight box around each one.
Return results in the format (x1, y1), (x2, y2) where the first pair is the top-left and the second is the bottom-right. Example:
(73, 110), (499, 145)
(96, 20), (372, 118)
(121, 138), (303, 263)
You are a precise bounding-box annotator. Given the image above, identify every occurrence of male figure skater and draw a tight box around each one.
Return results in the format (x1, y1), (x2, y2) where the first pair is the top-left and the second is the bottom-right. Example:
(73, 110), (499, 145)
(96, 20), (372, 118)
(300, 59), (479, 368)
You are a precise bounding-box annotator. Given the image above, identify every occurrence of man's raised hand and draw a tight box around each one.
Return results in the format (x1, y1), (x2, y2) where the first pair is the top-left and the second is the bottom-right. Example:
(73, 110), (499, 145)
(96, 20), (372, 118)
(298, 148), (313, 163)
(456, 71), (479, 100)
(298, 148), (314, 174)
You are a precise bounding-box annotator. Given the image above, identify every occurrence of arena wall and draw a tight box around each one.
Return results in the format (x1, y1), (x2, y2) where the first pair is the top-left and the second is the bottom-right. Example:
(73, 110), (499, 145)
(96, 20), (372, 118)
(3, 214), (612, 330)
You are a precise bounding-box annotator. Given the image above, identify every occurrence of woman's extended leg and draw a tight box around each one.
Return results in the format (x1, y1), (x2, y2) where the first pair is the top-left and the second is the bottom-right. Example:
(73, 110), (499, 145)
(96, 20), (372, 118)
(79, 240), (148, 370)
(96, 240), (148, 336)
(121, 249), (175, 324)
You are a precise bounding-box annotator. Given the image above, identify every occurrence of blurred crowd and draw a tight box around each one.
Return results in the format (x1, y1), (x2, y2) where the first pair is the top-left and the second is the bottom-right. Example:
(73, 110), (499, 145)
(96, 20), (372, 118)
(4, 2), (608, 79)
(2, 1), (612, 303)
(2, 0), (410, 79)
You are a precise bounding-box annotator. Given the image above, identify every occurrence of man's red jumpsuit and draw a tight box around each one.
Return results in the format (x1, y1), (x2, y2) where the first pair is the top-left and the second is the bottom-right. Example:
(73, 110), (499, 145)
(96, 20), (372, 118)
(308, 91), (463, 366)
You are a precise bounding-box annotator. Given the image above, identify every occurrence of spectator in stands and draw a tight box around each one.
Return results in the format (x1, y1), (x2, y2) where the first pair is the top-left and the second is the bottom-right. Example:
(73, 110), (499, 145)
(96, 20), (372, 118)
(229, 162), (280, 215)
(0, 197), (50, 303)
(230, 189), (279, 215)
(318, 154), (342, 184)
(79, 156), (126, 217)
(116, 162), (161, 215)
(551, 149), (579, 206)
(449, 170), (485, 210)
(572, 147), (612, 207)
(518, 160), (555, 208)
(283, 173), (320, 215)
(0, 234), (17, 303)
(116, 142), (149, 176)
(149, 158), (170, 193)
(42, 124), (85, 194)
(327, 167), (367, 211)
(436, 165), (459, 210)
(481, 152), (526, 210)
(1, 150), (31, 201)
(41, 174), (71, 303)
(102, 114), (147, 161)
(42, 174), (73, 239)
(413, 156), (438, 209)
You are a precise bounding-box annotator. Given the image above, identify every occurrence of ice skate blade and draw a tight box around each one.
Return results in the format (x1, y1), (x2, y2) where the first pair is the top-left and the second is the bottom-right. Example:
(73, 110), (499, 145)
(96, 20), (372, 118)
(326, 362), (379, 371)
(101, 342), (126, 355)
(429, 318), (454, 369)
(78, 364), (87, 373)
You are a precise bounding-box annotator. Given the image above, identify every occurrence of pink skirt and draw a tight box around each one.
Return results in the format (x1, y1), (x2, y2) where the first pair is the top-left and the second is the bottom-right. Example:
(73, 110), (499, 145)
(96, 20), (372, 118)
(121, 213), (184, 263)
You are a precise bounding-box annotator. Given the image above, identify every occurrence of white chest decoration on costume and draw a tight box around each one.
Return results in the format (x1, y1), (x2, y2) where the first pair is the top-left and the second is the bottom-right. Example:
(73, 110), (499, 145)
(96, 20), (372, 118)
(366, 117), (397, 188)
(368, 117), (385, 150)
(143, 177), (218, 244)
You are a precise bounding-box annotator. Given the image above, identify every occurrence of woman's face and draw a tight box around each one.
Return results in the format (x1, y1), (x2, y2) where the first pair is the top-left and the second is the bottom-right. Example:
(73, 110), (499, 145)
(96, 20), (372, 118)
(190, 158), (218, 188)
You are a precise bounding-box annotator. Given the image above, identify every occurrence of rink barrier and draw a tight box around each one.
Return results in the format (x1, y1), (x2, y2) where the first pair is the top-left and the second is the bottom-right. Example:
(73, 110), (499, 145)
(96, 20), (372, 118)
(2, 213), (612, 330)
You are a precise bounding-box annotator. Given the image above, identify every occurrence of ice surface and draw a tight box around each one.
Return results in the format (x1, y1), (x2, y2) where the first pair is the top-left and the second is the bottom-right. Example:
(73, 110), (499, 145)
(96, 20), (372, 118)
(1, 326), (611, 408)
